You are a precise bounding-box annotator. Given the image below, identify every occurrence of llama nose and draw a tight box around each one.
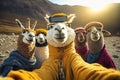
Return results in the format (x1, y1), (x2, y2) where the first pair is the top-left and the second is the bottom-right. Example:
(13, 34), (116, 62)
(28, 34), (34, 41)
(55, 27), (64, 33)
(29, 34), (34, 38)
(55, 28), (61, 33)
(39, 38), (43, 41)
(92, 30), (97, 34)
(29, 38), (33, 42)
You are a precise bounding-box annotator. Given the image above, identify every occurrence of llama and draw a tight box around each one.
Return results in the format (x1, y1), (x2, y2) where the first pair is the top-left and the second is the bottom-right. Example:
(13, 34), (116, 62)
(84, 21), (116, 69)
(34, 28), (49, 69)
(0, 18), (37, 76)
(74, 27), (88, 61)
(1, 13), (120, 80)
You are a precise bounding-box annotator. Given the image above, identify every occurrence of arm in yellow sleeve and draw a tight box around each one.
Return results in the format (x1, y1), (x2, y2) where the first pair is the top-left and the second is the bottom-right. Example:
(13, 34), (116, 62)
(5, 59), (59, 80)
(0, 76), (14, 80)
(71, 54), (120, 80)
(6, 70), (41, 80)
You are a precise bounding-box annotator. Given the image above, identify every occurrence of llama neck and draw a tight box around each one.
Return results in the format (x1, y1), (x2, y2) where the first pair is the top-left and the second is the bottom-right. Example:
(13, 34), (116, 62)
(75, 41), (87, 49)
(88, 37), (104, 54)
(35, 46), (49, 59)
(17, 35), (35, 59)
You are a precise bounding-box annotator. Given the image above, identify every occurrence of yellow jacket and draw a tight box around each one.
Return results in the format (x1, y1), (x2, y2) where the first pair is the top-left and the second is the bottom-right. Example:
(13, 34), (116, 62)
(2, 42), (120, 80)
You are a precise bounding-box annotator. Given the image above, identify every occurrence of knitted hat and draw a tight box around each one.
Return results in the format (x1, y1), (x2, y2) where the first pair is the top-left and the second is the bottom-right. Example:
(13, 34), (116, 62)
(35, 28), (48, 36)
(49, 13), (68, 23)
(75, 27), (86, 33)
(84, 21), (104, 30)
(52, 13), (67, 17)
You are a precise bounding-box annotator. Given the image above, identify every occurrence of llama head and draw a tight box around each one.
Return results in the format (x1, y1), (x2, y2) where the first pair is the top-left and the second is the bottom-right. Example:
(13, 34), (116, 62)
(75, 27), (87, 43)
(44, 13), (76, 47)
(15, 18), (37, 44)
(35, 29), (48, 46)
(84, 21), (104, 42)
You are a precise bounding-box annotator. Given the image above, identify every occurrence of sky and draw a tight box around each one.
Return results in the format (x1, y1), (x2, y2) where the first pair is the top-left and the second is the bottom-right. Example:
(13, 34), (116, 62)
(49, 0), (120, 6)
(49, 0), (120, 12)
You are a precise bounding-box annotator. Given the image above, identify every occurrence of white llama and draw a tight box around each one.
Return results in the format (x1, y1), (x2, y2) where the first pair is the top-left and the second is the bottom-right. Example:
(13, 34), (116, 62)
(34, 28), (49, 68)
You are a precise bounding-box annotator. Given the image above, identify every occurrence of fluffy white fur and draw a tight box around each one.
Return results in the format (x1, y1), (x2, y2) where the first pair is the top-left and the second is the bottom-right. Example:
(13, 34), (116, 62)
(35, 46), (49, 61)
(46, 23), (75, 47)
(36, 33), (46, 44)
(35, 32), (49, 68)
(22, 31), (36, 44)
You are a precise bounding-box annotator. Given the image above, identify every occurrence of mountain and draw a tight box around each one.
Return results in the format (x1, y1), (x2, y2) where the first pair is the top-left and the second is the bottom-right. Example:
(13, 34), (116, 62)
(0, 0), (119, 34)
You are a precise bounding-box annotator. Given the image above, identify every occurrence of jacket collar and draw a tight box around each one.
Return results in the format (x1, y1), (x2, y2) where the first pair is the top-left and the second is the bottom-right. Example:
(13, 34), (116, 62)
(48, 41), (76, 59)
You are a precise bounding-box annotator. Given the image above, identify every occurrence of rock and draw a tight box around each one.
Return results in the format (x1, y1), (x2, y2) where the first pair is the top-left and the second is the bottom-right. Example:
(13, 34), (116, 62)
(0, 52), (6, 58)
(0, 58), (3, 62)
(116, 46), (120, 49)
(112, 55), (119, 58)
(12, 39), (16, 42)
(0, 54), (6, 58)
(0, 43), (2, 46)
(0, 39), (3, 42)
(116, 50), (120, 52)
(12, 33), (15, 36)
(5, 50), (10, 53)
(113, 43), (116, 46)
(116, 32), (120, 36)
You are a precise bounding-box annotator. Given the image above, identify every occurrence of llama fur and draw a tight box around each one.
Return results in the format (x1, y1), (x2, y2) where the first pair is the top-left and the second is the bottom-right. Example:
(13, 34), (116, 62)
(0, 18), (37, 76)
(74, 27), (88, 61)
(17, 29), (36, 59)
(3, 13), (120, 80)
(84, 21), (116, 69)
(34, 28), (49, 69)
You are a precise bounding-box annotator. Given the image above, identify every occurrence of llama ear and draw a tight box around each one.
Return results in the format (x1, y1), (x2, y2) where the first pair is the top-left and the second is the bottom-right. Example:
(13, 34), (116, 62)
(66, 14), (76, 24)
(27, 18), (30, 29)
(44, 14), (50, 25)
(102, 29), (111, 37)
(15, 19), (25, 29)
(32, 20), (37, 30)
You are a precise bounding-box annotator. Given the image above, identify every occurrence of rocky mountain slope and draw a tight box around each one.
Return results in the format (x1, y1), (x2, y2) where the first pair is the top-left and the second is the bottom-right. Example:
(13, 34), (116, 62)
(0, 0), (120, 34)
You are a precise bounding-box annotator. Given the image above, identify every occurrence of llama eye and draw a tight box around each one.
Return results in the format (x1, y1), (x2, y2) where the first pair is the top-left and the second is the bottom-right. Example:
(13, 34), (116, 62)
(50, 25), (53, 28)
(83, 32), (86, 34)
(98, 28), (101, 31)
(87, 29), (90, 32)
(22, 30), (26, 33)
(47, 25), (54, 30)
(44, 34), (46, 36)
(67, 23), (71, 27)
(75, 33), (78, 35)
